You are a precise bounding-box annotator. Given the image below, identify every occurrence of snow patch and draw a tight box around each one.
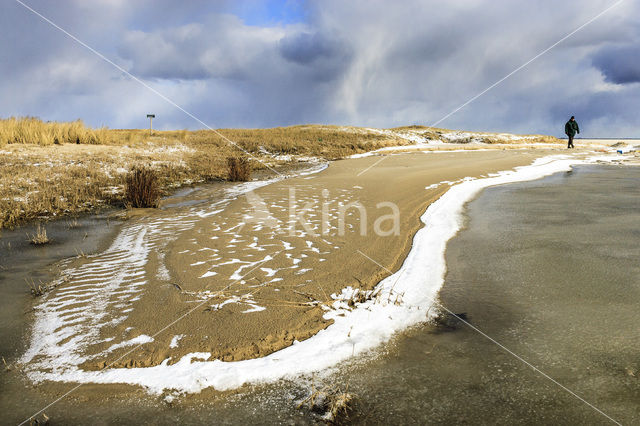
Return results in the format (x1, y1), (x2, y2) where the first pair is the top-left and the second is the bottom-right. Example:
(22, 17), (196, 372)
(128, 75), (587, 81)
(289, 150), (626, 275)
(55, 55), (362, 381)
(169, 335), (185, 349)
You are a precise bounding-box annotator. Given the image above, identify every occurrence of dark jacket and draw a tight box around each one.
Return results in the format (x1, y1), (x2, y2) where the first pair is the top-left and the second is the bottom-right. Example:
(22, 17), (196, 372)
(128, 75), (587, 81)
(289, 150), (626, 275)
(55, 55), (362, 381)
(565, 120), (580, 137)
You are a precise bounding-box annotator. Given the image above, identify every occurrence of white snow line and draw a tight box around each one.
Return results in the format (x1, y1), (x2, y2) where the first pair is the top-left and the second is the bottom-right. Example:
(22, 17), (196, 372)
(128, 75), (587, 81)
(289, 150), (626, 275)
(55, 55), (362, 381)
(21, 153), (627, 399)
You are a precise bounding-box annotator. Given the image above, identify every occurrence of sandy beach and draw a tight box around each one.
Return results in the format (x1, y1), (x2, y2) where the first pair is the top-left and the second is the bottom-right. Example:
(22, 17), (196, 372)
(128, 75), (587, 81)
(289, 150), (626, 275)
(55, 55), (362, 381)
(1, 143), (635, 425)
(5, 0), (640, 421)
(19, 148), (616, 380)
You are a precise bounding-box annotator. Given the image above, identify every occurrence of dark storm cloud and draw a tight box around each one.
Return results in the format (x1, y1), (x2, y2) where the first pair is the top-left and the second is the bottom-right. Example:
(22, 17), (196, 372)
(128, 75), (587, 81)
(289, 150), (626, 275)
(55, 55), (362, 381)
(0, 0), (639, 135)
(279, 31), (340, 64)
(277, 31), (353, 84)
(591, 44), (640, 84)
(117, 17), (352, 84)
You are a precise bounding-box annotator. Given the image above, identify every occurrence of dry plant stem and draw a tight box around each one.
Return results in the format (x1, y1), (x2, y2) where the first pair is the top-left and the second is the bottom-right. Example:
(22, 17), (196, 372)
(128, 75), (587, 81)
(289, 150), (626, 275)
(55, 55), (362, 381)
(27, 223), (49, 245)
(298, 382), (355, 423)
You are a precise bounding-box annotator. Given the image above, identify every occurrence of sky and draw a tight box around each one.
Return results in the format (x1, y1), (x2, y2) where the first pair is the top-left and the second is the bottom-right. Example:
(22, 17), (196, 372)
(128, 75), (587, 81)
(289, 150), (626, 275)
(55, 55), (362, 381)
(1, 0), (639, 137)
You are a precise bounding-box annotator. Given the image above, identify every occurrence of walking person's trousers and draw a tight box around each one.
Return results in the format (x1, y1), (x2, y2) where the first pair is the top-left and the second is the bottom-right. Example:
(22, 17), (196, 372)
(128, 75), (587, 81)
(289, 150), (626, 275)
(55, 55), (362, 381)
(567, 134), (574, 148)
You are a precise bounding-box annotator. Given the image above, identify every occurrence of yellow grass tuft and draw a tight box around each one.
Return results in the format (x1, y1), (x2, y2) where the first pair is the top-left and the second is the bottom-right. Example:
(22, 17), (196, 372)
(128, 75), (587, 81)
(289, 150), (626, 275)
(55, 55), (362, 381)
(66, 218), (80, 229)
(27, 223), (50, 245)
(0, 116), (114, 145)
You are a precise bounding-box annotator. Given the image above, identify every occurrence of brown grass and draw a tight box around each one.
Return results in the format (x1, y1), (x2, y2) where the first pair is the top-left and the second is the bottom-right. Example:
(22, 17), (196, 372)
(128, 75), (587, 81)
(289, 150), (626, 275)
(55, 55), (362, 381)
(27, 223), (50, 245)
(28, 412), (50, 425)
(125, 166), (160, 208)
(0, 148), (122, 229)
(0, 121), (405, 229)
(66, 218), (80, 229)
(0, 117), (560, 229)
(297, 383), (355, 423)
(0, 118), (401, 157)
(27, 279), (48, 297)
(226, 156), (252, 182)
(206, 125), (399, 159)
(2, 356), (11, 372)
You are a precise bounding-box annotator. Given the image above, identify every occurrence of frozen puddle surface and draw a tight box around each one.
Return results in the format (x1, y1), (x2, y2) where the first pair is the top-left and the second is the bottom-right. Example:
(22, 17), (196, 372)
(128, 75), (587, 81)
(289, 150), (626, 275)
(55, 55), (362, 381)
(20, 154), (633, 394)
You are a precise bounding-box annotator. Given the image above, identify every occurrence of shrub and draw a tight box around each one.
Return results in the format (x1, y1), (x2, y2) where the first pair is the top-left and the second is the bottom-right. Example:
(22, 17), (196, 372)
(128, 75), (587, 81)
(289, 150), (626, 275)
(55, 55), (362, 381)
(226, 156), (252, 182)
(125, 166), (160, 208)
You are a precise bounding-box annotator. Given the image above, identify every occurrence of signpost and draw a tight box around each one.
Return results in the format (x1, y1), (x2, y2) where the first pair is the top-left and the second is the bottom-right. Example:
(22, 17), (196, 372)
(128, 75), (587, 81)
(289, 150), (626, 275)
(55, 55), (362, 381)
(146, 114), (155, 135)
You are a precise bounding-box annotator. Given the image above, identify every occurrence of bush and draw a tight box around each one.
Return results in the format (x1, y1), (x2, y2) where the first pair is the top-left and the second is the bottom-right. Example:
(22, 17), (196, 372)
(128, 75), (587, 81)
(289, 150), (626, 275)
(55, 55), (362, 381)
(125, 166), (160, 208)
(227, 156), (252, 182)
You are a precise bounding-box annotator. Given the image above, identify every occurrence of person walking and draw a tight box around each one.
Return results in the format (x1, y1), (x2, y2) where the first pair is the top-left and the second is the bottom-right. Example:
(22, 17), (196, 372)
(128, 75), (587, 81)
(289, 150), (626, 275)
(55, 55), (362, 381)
(565, 116), (580, 149)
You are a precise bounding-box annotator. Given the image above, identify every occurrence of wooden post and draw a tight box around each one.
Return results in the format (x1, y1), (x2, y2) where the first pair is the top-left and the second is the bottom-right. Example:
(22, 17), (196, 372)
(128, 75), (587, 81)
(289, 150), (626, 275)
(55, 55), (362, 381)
(146, 114), (155, 136)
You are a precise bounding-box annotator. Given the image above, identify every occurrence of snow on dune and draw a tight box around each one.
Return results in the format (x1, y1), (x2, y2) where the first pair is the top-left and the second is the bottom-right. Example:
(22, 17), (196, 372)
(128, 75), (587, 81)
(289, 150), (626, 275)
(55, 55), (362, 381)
(349, 128), (549, 158)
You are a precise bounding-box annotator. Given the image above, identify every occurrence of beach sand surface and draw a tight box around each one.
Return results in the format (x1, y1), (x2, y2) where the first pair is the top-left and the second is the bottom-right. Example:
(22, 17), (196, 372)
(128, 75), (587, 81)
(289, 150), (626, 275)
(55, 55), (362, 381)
(22, 149), (567, 375)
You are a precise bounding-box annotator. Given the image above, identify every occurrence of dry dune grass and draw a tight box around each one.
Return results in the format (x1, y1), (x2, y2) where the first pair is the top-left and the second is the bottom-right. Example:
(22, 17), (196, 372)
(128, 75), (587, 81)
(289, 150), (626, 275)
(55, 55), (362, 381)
(0, 117), (558, 229)
(206, 125), (399, 159)
(27, 223), (50, 245)
(297, 383), (355, 423)
(0, 118), (396, 158)
(0, 117), (114, 145)
(0, 117), (192, 146)
(0, 151), (119, 229)
(0, 119), (406, 228)
(0, 143), (199, 229)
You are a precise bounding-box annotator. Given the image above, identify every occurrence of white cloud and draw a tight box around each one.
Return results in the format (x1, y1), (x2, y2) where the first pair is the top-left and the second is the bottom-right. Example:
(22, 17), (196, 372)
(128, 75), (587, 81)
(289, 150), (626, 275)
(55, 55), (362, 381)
(0, 0), (638, 136)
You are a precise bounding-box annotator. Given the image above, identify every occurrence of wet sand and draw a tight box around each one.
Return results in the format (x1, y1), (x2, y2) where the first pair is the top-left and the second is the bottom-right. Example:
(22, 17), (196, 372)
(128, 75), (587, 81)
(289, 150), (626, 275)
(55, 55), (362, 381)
(20, 150), (559, 375)
(3, 146), (638, 423)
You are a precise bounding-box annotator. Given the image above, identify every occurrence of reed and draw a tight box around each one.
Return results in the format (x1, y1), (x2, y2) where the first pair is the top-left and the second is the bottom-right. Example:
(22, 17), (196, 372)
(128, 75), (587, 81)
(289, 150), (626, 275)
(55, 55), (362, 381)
(0, 117), (115, 145)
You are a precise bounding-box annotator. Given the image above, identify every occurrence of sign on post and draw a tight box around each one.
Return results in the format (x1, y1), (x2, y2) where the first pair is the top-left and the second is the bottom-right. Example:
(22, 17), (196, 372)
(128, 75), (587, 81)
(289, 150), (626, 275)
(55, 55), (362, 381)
(146, 114), (155, 135)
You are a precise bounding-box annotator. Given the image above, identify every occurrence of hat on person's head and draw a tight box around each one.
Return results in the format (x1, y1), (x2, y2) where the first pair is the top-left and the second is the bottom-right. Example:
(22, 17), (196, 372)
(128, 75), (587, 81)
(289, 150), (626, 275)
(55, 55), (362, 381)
(570, 116), (575, 119)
